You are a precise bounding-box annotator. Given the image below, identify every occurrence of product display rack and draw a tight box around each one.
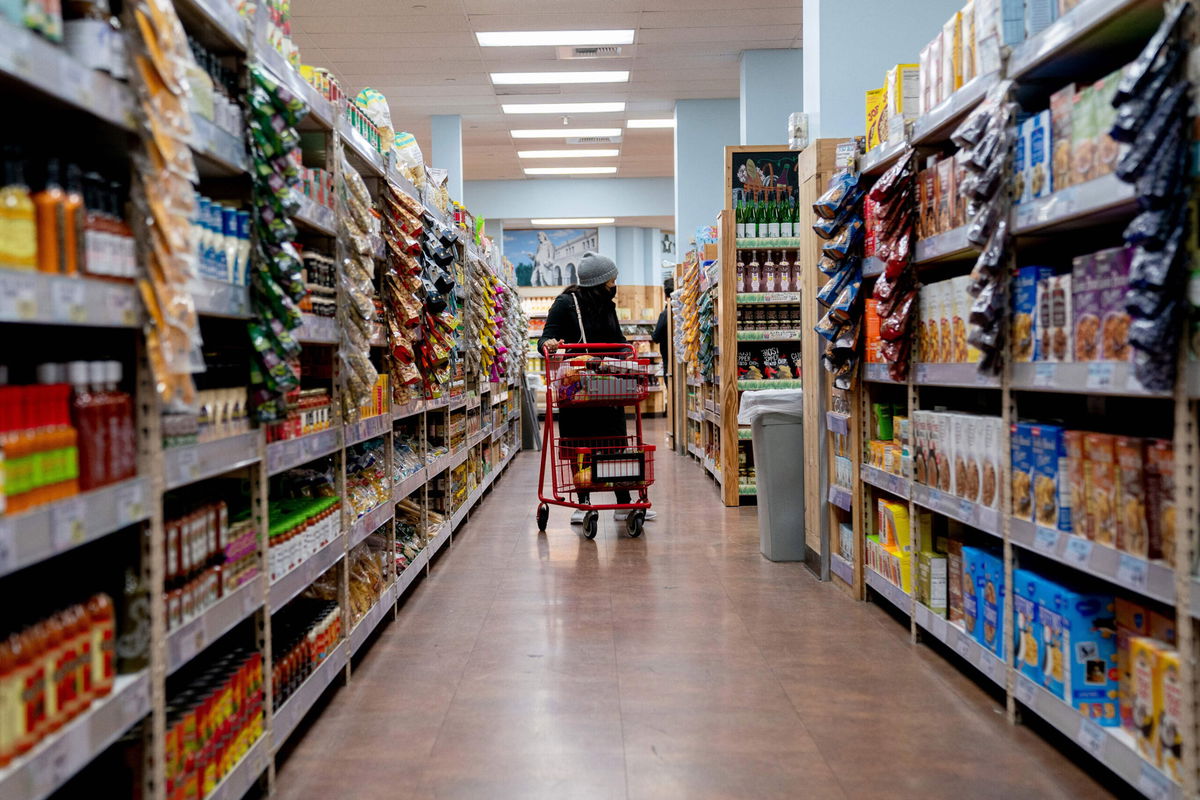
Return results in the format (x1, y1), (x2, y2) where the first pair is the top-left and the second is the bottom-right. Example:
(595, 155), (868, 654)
(0, 3), (524, 799)
(821, 3), (1200, 797)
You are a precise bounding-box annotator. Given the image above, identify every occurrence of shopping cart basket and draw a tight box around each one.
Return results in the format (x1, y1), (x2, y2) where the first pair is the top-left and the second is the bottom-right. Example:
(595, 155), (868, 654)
(535, 343), (656, 538)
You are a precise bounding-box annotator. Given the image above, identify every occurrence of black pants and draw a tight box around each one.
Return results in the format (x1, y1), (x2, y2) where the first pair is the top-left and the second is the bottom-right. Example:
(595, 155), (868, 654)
(559, 405), (631, 505)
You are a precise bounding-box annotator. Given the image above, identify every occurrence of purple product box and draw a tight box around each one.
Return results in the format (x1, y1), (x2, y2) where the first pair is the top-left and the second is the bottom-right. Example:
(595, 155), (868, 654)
(1094, 246), (1134, 361)
(1071, 252), (1099, 361)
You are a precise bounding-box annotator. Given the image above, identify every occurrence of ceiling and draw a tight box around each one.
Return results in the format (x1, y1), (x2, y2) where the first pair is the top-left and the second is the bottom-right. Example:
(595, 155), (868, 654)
(288, 0), (802, 181)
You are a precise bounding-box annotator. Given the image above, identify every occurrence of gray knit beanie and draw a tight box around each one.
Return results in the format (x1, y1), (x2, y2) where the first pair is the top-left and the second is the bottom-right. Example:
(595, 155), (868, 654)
(577, 252), (618, 287)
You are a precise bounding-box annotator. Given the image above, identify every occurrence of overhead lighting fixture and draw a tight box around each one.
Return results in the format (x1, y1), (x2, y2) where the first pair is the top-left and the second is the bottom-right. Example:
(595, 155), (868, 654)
(491, 71), (629, 85)
(510, 128), (622, 138)
(518, 149), (620, 158)
(524, 166), (618, 175)
(503, 102), (625, 115)
(531, 217), (616, 225)
(626, 119), (675, 128)
(476, 30), (635, 47)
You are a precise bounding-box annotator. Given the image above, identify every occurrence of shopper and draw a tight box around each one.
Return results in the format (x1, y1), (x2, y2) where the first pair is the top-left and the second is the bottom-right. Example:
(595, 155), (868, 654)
(538, 252), (656, 524)
(651, 277), (673, 418)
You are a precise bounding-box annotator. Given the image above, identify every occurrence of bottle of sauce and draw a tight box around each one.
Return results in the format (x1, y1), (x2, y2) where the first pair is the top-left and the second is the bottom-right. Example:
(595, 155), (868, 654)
(61, 164), (84, 276)
(10, 631), (39, 754)
(33, 159), (66, 274)
(88, 594), (116, 697)
(0, 149), (37, 269)
(763, 251), (776, 294)
(53, 610), (79, 723)
(778, 252), (791, 293)
(72, 604), (93, 713)
(107, 181), (136, 280)
(0, 637), (16, 765)
(69, 361), (104, 491)
(38, 616), (64, 734)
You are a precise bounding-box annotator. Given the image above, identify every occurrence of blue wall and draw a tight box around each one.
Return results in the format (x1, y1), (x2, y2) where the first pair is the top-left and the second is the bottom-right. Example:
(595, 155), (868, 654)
(674, 99), (739, 253)
(741, 49), (804, 145)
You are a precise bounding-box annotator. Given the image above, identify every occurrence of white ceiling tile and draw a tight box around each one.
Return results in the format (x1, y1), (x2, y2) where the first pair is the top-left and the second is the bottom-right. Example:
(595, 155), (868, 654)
(637, 25), (800, 43)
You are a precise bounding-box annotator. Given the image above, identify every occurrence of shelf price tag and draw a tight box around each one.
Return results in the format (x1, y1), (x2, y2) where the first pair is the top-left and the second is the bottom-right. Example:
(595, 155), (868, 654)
(175, 447), (200, 482)
(915, 364), (930, 384)
(1117, 554), (1148, 592)
(1033, 363), (1056, 387)
(115, 481), (146, 527)
(0, 272), (38, 320)
(1086, 362), (1116, 390)
(51, 497), (87, 551)
(1014, 677), (1037, 708)
(107, 285), (137, 325)
(0, 520), (14, 574)
(1033, 526), (1060, 554)
(978, 651), (998, 682)
(957, 498), (975, 524)
(1075, 717), (1106, 758)
(51, 279), (87, 323)
(1063, 537), (1092, 568)
(121, 677), (150, 725)
(954, 631), (972, 660)
(1137, 763), (1174, 800)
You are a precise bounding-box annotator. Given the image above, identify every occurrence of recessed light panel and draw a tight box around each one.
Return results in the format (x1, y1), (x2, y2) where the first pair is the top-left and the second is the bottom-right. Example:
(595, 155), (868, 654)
(491, 71), (629, 84)
(503, 102), (626, 114)
(524, 166), (618, 175)
(517, 149), (620, 158)
(510, 128), (623, 138)
(476, 30), (635, 47)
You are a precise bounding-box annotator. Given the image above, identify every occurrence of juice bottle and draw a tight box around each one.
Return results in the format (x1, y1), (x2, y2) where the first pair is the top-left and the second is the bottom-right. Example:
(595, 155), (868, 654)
(0, 149), (37, 269)
(61, 164), (84, 275)
(33, 159), (65, 274)
(69, 361), (105, 490)
(88, 593), (115, 696)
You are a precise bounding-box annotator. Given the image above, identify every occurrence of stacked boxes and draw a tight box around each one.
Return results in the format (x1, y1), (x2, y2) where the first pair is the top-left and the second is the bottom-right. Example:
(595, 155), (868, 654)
(916, 276), (981, 364)
(912, 410), (1003, 509)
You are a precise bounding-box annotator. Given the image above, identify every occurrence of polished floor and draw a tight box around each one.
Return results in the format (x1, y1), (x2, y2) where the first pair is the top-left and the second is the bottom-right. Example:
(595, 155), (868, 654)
(273, 422), (1113, 799)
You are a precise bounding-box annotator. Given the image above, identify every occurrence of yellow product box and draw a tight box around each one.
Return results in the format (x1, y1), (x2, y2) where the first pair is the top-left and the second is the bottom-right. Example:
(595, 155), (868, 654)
(885, 63), (921, 122)
(879, 498), (911, 554)
(941, 12), (963, 99)
(865, 88), (887, 151)
(1158, 649), (1184, 781)
(915, 508), (934, 553)
(1130, 636), (1165, 762)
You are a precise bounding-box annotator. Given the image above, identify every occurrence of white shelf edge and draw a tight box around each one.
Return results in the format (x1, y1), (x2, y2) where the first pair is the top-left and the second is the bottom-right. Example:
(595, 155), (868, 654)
(913, 602), (1006, 688)
(266, 427), (342, 476)
(910, 483), (1002, 536)
(166, 574), (265, 675)
(859, 464), (911, 500)
(164, 432), (262, 490)
(269, 534), (346, 612)
(347, 500), (394, 550)
(865, 566), (912, 615)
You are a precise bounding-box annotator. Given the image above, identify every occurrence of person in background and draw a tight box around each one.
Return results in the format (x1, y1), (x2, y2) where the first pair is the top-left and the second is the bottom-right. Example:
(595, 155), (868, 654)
(538, 252), (657, 525)
(651, 277), (673, 418)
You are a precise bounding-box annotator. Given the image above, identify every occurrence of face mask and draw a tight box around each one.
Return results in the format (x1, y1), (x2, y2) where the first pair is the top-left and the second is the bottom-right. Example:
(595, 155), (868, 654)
(608, 285), (617, 299)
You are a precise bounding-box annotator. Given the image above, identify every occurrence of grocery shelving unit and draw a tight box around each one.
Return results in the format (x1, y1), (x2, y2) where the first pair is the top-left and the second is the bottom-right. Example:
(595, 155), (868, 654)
(828, 3), (1200, 797)
(0, 4), (524, 799)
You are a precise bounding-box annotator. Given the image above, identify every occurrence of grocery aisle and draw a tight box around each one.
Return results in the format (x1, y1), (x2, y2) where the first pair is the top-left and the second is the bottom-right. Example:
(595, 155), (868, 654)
(272, 421), (1109, 800)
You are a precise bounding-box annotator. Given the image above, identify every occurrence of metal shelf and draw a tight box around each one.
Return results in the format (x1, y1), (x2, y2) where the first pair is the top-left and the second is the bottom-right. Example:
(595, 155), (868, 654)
(910, 483), (1002, 536)
(292, 192), (337, 236)
(863, 257), (886, 278)
(391, 397), (427, 418)
(397, 548), (429, 597)
(0, 21), (136, 131)
(865, 566), (911, 615)
(490, 422), (512, 442)
(687, 410), (703, 422)
(166, 574), (265, 675)
(348, 500), (394, 550)
(189, 114), (249, 175)
(428, 523), (451, 558)
(1009, 361), (1169, 398)
(913, 225), (978, 264)
(1009, 518), (1175, 608)
(0, 270), (139, 327)
(1013, 675), (1181, 800)
(164, 432), (261, 490)
(346, 413), (392, 446)
(205, 734), (269, 800)
(830, 553), (853, 584)
(392, 468), (427, 503)
(338, 117), (386, 177)
(0, 476), (150, 578)
(736, 292), (802, 304)
(295, 313), (339, 344)
(1007, 0), (1164, 81)
(190, 277), (251, 319)
(913, 362), (1000, 389)
(175, 0), (250, 51)
(859, 464), (911, 500)
(913, 603), (1005, 688)
(1012, 173), (1138, 236)
(863, 363), (903, 384)
(911, 71), (1000, 145)
(450, 501), (469, 532)
(269, 535), (345, 612)
(271, 641), (348, 752)
(348, 583), (395, 656)
(266, 427), (342, 475)
(0, 672), (150, 800)
(859, 136), (909, 175)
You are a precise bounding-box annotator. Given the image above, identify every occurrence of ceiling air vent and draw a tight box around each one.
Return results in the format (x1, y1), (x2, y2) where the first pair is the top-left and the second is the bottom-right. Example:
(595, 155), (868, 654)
(556, 45), (624, 59)
(494, 86), (561, 96)
(567, 136), (622, 144)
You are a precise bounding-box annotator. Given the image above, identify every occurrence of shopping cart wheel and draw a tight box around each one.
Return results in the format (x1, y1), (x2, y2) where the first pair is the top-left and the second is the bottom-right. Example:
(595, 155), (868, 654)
(536, 504), (549, 531)
(582, 510), (599, 539)
(625, 510), (645, 538)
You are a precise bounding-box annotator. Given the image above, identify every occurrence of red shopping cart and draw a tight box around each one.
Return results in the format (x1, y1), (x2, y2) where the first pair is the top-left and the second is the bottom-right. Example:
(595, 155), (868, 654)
(535, 343), (656, 538)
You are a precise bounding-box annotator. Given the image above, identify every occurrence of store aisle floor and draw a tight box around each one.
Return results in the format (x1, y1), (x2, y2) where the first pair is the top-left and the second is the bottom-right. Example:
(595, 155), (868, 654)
(273, 422), (1111, 800)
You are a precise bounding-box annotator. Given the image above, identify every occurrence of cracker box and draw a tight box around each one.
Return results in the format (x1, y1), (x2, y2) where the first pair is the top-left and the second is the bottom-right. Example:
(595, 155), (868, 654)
(878, 498), (909, 551)
(1013, 568), (1043, 683)
(960, 545), (986, 639)
(961, 1), (978, 82)
(946, 536), (965, 624)
(1028, 110), (1052, 201)
(865, 88), (887, 152)
(1083, 433), (1117, 546)
(1070, 84), (1095, 188)
(942, 12), (963, 98)
(931, 412), (955, 495)
(918, 42), (935, 115)
(1014, 115), (1030, 203)
(1065, 430), (1089, 540)
(1093, 246), (1133, 362)
(1145, 439), (1175, 565)
(1115, 436), (1148, 558)
(1014, 266), (1052, 362)
(938, 279), (956, 367)
(951, 275), (971, 362)
(1049, 84), (1076, 191)
(1070, 251), (1099, 361)
(954, 414), (981, 502)
(1131, 636), (1165, 758)
(936, 158), (956, 235)
(1039, 579), (1120, 726)
(912, 410), (931, 486)
(1032, 424), (1070, 532)
(977, 548), (1006, 658)
(1158, 648), (1184, 781)
(885, 63), (921, 122)
(979, 417), (1002, 509)
(917, 551), (948, 616)
(1116, 598), (1149, 731)
(1010, 422), (1036, 521)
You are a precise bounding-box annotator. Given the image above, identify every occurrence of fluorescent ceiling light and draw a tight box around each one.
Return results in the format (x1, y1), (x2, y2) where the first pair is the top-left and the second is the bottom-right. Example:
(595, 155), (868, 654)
(476, 30), (635, 47)
(510, 128), (622, 138)
(518, 149), (620, 158)
(503, 102), (626, 114)
(524, 166), (618, 175)
(491, 71), (629, 85)
(531, 217), (616, 225)
(626, 118), (675, 128)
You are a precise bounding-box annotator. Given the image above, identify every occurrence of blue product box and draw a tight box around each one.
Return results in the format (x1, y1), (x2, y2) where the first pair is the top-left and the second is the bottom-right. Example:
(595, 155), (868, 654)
(976, 548), (1006, 658)
(1011, 422), (1036, 521)
(1035, 575), (1120, 726)
(1013, 266), (1053, 361)
(1032, 424), (1070, 532)
(960, 545), (985, 640)
(1012, 568), (1043, 683)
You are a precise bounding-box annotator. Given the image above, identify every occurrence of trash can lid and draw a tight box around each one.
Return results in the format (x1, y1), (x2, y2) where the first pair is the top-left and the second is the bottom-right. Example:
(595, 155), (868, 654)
(737, 389), (804, 425)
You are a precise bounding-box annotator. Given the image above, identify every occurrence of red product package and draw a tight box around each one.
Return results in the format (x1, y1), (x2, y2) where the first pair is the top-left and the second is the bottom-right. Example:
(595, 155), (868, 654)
(864, 196), (879, 258)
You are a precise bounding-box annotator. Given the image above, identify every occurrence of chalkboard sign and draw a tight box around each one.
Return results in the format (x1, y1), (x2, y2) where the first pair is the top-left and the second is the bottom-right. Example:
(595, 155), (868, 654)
(728, 148), (800, 208)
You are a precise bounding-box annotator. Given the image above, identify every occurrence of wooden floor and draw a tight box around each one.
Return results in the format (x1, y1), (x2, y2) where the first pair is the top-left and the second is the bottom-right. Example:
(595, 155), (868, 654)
(273, 421), (1113, 799)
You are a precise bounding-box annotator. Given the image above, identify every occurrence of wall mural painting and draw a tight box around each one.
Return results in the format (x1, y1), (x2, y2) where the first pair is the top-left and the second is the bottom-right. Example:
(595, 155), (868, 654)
(504, 227), (600, 287)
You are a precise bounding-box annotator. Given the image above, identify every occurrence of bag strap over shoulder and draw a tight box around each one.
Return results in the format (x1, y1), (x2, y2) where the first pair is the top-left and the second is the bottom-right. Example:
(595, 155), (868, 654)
(571, 293), (587, 344)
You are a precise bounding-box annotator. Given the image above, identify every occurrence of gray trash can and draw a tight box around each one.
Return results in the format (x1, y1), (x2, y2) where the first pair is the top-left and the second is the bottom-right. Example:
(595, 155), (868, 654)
(740, 391), (805, 562)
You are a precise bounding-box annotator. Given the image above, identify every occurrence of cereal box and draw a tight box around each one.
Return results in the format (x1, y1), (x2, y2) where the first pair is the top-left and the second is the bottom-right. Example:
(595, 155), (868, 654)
(942, 13), (963, 98)
(1071, 251), (1099, 360)
(960, 545), (986, 639)
(939, 279), (956, 367)
(1014, 114), (1030, 203)
(1115, 436), (1148, 558)
(1032, 424), (1069, 532)
(951, 276), (972, 363)
(1131, 637), (1165, 758)
(1011, 422), (1035, 521)
(1145, 439), (1175, 565)
(1065, 430), (1088, 540)
(936, 158), (956, 235)
(946, 536), (965, 624)
(972, 0), (1003, 74)
(931, 412), (955, 495)
(1083, 433), (1117, 546)
(915, 507), (933, 553)
(917, 551), (948, 616)
(952, 414), (976, 501)
(885, 63), (921, 122)
(961, 2), (977, 82)
(1159, 648), (1184, 780)
(1034, 274), (1053, 361)
(1115, 598), (1148, 731)
(865, 88), (887, 151)
(1049, 84), (1076, 191)
(1070, 84), (1095, 187)
(978, 548), (1006, 659)
(1094, 246), (1133, 361)
(1042, 273), (1072, 362)
(1014, 266), (1052, 362)
(1028, 110), (1052, 200)
(918, 42), (935, 115)
(912, 410), (931, 486)
(1013, 568), (1043, 684)
(917, 166), (935, 240)
(979, 417), (1002, 509)
(953, 159), (970, 228)
(1089, 67), (1125, 181)
(928, 31), (945, 108)
(1038, 578), (1119, 726)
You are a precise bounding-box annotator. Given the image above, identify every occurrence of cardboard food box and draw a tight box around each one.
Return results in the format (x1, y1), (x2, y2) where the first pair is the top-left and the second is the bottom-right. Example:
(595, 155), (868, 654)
(1089, 67), (1125, 181)
(1036, 273), (1072, 362)
(939, 279), (956, 367)
(1014, 114), (1030, 203)
(1032, 424), (1070, 532)
(865, 87), (887, 151)
(1115, 436), (1148, 558)
(1071, 251), (1100, 361)
(1159, 648), (1184, 781)
(913, 410), (932, 486)
(1131, 636), (1166, 758)
(1013, 568), (1043, 684)
(1145, 439), (1175, 564)
(1011, 422), (1036, 521)
(946, 536), (965, 623)
(1083, 433), (1117, 546)
(1028, 110), (1052, 201)
(979, 417), (1002, 509)
(918, 551), (948, 616)
(937, 158), (956, 235)
(1065, 430), (1088, 540)
(917, 166), (934, 239)
(1070, 84), (1095, 188)
(1115, 598), (1149, 732)
(886, 63), (921, 122)
(1014, 266), (1052, 362)
(928, 31), (945, 109)
(931, 412), (956, 495)
(1094, 246), (1134, 362)
(977, 548), (1005, 658)
(918, 42), (935, 115)
(960, 545), (985, 639)
(960, 0), (977, 83)
(1049, 84), (1076, 191)
(1038, 577), (1119, 726)
(954, 414), (981, 502)
(942, 12), (964, 98)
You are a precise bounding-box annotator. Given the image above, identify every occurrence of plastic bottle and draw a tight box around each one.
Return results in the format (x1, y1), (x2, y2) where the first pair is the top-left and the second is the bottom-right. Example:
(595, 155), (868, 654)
(68, 361), (105, 490)
(235, 210), (250, 286)
(108, 181), (135, 279)
(81, 172), (109, 277)
(87, 594), (115, 697)
(33, 159), (65, 274)
(37, 615), (64, 734)
(0, 149), (37, 269)
(36, 365), (79, 502)
(221, 207), (238, 284)
(9, 631), (39, 754)
(0, 637), (15, 765)
(61, 164), (85, 275)
(108, 361), (135, 481)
